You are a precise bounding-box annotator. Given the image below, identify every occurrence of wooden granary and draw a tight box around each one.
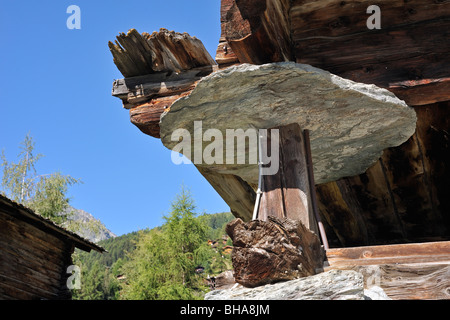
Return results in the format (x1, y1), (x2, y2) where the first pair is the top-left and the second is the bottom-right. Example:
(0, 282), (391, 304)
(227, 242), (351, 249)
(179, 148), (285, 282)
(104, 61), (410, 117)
(109, 0), (450, 299)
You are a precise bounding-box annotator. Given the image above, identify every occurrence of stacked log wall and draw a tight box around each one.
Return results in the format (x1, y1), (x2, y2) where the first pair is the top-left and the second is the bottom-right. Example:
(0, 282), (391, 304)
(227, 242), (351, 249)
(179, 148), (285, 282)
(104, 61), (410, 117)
(0, 210), (74, 300)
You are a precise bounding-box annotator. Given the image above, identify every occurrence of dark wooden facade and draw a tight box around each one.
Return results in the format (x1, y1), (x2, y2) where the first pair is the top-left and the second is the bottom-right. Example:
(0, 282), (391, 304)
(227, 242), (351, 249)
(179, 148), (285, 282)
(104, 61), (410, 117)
(0, 195), (104, 300)
(215, 0), (450, 248)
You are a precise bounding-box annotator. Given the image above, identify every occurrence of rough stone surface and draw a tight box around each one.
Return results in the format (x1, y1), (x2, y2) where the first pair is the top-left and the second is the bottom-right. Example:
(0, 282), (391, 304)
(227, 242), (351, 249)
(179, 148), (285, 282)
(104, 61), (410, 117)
(364, 286), (392, 300)
(160, 62), (417, 185)
(204, 269), (383, 300)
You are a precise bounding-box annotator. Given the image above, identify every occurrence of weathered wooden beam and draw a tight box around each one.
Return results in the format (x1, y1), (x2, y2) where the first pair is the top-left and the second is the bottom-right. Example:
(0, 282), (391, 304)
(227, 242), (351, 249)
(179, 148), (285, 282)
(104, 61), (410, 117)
(215, 37), (240, 69)
(110, 29), (218, 139)
(225, 124), (325, 287)
(0, 196), (104, 253)
(113, 67), (218, 138)
(109, 28), (216, 77)
(112, 65), (216, 101)
(328, 263), (450, 300)
(258, 124), (318, 235)
(326, 241), (450, 299)
(291, 0), (450, 105)
(108, 28), (155, 78)
(220, 0), (293, 64)
(226, 216), (324, 287)
(326, 241), (450, 267)
(129, 95), (190, 138)
(389, 78), (450, 106)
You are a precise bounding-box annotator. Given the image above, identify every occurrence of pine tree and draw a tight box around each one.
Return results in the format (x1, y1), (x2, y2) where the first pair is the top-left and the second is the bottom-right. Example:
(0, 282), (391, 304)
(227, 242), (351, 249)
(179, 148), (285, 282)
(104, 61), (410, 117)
(120, 187), (211, 300)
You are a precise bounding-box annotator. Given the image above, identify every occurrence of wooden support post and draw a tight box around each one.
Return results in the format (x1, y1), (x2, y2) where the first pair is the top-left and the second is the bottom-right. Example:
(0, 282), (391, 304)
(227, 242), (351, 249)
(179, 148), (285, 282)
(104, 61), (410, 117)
(258, 123), (319, 235)
(226, 123), (325, 287)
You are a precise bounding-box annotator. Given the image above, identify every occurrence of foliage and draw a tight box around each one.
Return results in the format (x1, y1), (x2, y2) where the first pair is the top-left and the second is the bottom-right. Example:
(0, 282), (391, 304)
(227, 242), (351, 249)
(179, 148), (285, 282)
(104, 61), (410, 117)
(1, 134), (41, 202)
(72, 191), (234, 300)
(72, 231), (141, 300)
(200, 212), (234, 240)
(120, 187), (212, 300)
(28, 173), (80, 224)
(1, 133), (80, 224)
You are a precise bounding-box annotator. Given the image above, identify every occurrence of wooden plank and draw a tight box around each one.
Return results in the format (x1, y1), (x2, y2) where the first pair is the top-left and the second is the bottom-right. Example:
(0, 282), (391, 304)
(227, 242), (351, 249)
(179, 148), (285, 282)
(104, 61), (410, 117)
(0, 215), (70, 262)
(109, 28), (216, 77)
(281, 126), (311, 224)
(108, 28), (154, 78)
(328, 263), (450, 300)
(147, 28), (217, 73)
(129, 95), (188, 138)
(221, 0), (293, 64)
(0, 197), (104, 253)
(259, 124), (318, 234)
(389, 78), (450, 106)
(291, 0), (450, 38)
(0, 237), (67, 277)
(112, 65), (217, 97)
(259, 126), (285, 221)
(414, 102), (450, 234)
(373, 263), (450, 300)
(215, 38), (240, 68)
(127, 78), (199, 105)
(0, 274), (61, 300)
(110, 33), (218, 139)
(291, 0), (450, 106)
(326, 241), (450, 267)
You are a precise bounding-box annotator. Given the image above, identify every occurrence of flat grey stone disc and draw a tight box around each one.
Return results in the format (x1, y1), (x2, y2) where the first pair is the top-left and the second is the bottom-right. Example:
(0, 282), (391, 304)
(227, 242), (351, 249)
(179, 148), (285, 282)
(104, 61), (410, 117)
(160, 62), (417, 185)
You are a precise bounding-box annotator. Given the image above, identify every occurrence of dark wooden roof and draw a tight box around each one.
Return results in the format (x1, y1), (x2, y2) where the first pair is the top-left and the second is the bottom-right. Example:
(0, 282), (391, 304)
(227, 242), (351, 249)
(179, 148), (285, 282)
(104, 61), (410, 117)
(0, 194), (105, 253)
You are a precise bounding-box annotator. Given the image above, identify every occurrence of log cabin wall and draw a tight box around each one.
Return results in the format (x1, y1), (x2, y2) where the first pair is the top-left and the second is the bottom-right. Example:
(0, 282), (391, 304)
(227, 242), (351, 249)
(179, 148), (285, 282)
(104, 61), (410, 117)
(0, 195), (104, 300)
(317, 101), (450, 247)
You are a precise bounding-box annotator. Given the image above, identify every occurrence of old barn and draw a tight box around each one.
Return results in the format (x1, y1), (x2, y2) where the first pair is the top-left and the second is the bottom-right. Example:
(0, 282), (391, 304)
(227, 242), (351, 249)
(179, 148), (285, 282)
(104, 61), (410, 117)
(0, 195), (104, 300)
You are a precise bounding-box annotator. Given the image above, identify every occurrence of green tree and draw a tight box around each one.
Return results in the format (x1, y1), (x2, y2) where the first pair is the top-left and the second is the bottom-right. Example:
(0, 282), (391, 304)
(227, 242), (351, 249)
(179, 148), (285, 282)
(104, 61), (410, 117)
(120, 187), (211, 300)
(1, 133), (80, 224)
(1, 133), (42, 203)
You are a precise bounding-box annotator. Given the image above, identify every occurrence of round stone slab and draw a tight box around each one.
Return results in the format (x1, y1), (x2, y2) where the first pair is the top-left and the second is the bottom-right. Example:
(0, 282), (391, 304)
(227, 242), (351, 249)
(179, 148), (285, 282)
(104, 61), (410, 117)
(160, 62), (417, 185)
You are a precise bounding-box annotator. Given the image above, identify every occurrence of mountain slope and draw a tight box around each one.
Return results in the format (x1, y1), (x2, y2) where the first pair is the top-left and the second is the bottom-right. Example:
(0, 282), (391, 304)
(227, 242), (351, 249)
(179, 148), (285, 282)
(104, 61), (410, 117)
(62, 206), (116, 243)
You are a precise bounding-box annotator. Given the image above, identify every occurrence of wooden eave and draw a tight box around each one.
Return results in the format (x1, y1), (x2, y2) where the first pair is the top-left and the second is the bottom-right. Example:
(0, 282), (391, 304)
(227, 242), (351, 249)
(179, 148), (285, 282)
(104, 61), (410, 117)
(0, 195), (105, 254)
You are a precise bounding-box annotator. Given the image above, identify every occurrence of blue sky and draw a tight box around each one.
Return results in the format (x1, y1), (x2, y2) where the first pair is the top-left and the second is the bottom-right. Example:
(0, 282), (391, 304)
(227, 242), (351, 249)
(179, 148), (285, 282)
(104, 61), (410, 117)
(0, 1), (229, 236)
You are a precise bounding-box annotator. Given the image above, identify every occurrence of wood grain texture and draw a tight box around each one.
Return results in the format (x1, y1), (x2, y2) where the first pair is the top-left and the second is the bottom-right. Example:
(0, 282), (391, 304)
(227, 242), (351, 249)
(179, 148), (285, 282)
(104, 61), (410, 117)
(220, 0), (293, 64)
(109, 28), (216, 77)
(259, 124), (317, 234)
(290, 0), (450, 105)
(110, 29), (217, 139)
(226, 216), (324, 287)
(326, 241), (450, 266)
(0, 195), (102, 300)
(326, 241), (450, 300)
(316, 102), (450, 248)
